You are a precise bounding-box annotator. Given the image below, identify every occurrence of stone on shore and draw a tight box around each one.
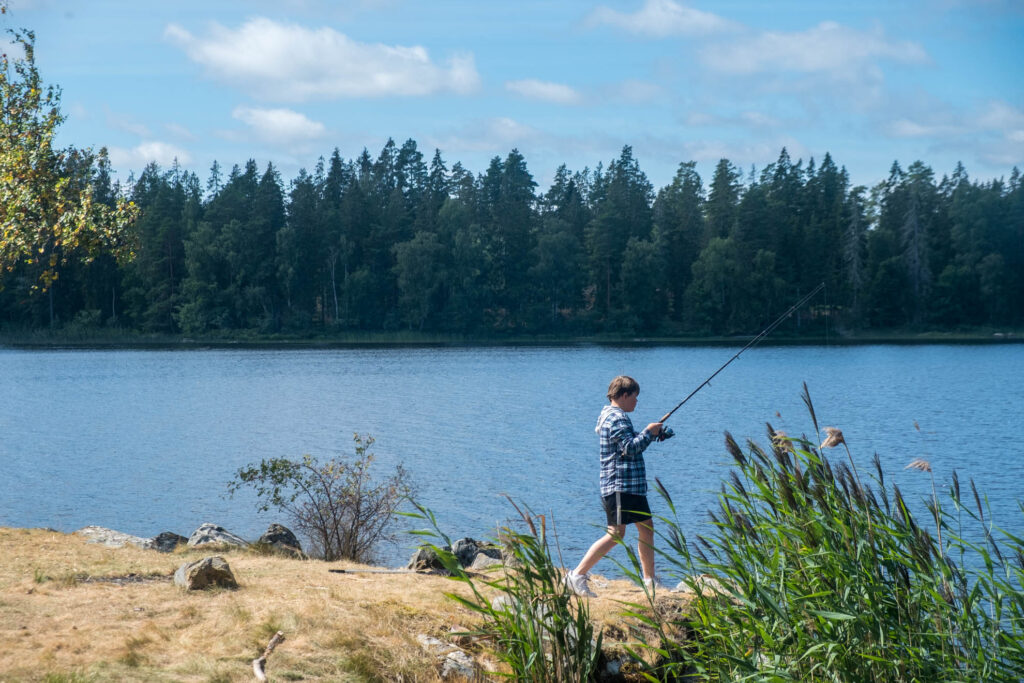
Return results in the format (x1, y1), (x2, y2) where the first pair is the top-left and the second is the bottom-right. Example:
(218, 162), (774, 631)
(407, 545), (451, 573)
(152, 531), (189, 553)
(255, 523), (305, 558)
(173, 556), (238, 590)
(187, 523), (248, 548)
(74, 526), (155, 550)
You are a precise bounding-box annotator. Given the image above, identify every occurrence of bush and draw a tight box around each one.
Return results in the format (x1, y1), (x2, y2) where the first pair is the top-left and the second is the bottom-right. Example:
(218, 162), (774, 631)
(229, 433), (413, 563)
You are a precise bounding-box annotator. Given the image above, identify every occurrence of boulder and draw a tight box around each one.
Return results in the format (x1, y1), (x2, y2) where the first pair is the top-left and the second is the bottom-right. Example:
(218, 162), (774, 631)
(173, 556), (238, 590)
(451, 537), (480, 567)
(255, 523), (304, 557)
(407, 545), (451, 573)
(468, 552), (502, 572)
(187, 523), (248, 548)
(152, 531), (188, 553)
(452, 537), (503, 568)
(74, 526), (154, 550)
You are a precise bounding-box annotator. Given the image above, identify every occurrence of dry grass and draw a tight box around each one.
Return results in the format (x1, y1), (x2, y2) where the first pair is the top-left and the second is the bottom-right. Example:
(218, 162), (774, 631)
(0, 528), (690, 682)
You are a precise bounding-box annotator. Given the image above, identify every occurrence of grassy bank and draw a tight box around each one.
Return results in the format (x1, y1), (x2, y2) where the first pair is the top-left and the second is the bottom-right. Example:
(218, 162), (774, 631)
(0, 528), (685, 682)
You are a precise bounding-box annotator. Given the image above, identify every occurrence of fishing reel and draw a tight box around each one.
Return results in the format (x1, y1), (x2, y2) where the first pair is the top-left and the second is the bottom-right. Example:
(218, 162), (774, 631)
(657, 427), (675, 442)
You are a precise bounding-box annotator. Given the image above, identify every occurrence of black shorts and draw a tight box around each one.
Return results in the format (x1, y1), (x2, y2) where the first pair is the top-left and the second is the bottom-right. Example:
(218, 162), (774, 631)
(602, 492), (652, 526)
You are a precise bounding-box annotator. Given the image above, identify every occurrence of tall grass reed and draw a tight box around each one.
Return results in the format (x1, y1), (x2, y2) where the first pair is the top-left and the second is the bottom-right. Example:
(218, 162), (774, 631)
(404, 496), (603, 682)
(631, 383), (1024, 681)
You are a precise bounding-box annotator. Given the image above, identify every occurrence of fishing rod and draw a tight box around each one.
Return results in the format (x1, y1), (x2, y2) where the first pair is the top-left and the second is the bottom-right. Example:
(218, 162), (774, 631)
(656, 281), (826, 440)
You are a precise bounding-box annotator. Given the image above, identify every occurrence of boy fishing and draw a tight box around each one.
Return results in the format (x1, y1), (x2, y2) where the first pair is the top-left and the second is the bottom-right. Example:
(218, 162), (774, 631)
(564, 375), (665, 597)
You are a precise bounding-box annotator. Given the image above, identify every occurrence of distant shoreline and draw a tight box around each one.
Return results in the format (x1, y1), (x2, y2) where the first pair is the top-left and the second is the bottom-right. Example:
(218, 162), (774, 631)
(1, 329), (1020, 350)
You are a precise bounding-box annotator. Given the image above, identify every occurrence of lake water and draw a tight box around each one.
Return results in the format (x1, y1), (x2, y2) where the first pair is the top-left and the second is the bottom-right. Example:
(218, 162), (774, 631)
(1, 344), (1022, 571)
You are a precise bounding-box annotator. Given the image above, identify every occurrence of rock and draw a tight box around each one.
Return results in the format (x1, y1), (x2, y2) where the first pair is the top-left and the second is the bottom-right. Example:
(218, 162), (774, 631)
(416, 634), (458, 655)
(416, 634), (476, 680)
(451, 537), (480, 566)
(74, 526), (154, 550)
(152, 531), (188, 553)
(187, 523), (248, 548)
(173, 556), (238, 590)
(677, 573), (731, 597)
(451, 537), (503, 569)
(601, 656), (624, 681)
(467, 552), (502, 572)
(490, 594), (516, 612)
(255, 523), (304, 557)
(441, 649), (476, 679)
(407, 545), (451, 573)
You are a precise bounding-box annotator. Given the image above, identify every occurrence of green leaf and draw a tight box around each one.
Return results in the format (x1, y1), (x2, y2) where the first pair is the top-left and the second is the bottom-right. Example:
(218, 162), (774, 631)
(808, 609), (856, 621)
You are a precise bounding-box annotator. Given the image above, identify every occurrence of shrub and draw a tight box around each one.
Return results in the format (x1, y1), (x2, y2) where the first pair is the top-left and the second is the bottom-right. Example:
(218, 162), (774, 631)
(229, 433), (413, 563)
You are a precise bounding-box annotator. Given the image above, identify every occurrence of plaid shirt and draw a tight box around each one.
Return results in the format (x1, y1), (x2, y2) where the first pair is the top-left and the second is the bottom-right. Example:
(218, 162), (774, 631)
(596, 405), (653, 496)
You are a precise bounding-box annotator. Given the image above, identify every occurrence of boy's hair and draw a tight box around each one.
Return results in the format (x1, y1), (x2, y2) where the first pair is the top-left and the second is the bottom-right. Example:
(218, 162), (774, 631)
(607, 375), (640, 401)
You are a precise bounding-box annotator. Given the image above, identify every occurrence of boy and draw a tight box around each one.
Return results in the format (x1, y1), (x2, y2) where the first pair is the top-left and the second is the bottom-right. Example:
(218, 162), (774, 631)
(564, 375), (664, 598)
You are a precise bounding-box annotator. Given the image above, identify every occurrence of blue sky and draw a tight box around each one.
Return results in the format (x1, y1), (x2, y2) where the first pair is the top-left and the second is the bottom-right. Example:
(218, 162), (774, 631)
(6, 0), (1023, 192)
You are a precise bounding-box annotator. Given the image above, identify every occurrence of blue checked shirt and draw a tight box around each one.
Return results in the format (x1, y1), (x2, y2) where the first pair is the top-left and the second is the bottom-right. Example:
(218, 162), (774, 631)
(596, 405), (653, 496)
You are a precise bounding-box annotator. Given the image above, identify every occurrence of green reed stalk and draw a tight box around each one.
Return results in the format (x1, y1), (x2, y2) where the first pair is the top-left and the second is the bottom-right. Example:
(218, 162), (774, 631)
(632, 387), (1024, 682)
(403, 498), (602, 682)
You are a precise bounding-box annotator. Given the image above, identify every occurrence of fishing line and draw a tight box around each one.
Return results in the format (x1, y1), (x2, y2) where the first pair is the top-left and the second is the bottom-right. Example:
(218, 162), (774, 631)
(657, 282), (827, 437)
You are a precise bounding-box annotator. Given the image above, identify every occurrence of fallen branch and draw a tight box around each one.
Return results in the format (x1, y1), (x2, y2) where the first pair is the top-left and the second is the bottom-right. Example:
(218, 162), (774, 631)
(253, 630), (286, 682)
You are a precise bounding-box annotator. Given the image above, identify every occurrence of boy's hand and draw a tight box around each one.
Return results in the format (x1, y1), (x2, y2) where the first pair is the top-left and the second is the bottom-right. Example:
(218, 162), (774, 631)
(646, 422), (663, 436)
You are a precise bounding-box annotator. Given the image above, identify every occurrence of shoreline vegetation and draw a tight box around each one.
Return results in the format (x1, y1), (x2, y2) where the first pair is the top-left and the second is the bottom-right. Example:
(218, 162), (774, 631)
(1, 327), (1020, 350)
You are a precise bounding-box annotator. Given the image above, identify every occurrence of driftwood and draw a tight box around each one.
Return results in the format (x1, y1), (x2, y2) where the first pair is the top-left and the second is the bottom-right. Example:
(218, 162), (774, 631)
(252, 630), (286, 682)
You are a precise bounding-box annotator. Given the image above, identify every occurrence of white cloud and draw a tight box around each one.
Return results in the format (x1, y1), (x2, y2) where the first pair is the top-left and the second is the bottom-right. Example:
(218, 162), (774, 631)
(886, 101), (1024, 143)
(685, 110), (783, 129)
(505, 79), (582, 105)
(232, 106), (327, 144)
(879, 100), (1024, 171)
(165, 17), (480, 102)
(886, 119), (962, 138)
(676, 137), (811, 166)
(976, 101), (1024, 132)
(427, 117), (540, 154)
(108, 141), (192, 169)
(587, 0), (736, 37)
(702, 21), (929, 75)
(106, 112), (151, 138)
(164, 122), (197, 141)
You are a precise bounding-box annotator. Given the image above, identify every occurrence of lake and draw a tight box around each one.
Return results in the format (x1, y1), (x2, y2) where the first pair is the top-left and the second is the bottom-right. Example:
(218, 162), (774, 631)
(1, 343), (1022, 571)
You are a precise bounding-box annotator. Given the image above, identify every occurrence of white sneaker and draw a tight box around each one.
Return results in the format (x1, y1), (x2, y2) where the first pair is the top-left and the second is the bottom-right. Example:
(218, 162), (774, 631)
(643, 577), (670, 594)
(564, 571), (597, 597)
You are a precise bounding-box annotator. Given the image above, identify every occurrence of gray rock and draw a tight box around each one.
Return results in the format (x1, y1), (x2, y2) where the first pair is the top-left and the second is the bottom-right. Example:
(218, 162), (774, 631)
(451, 537), (504, 568)
(74, 526), (155, 550)
(451, 537), (480, 566)
(187, 523), (248, 548)
(256, 523), (304, 557)
(416, 634), (476, 680)
(173, 556), (238, 590)
(152, 531), (188, 553)
(467, 552), (502, 572)
(441, 649), (476, 679)
(490, 594), (517, 612)
(407, 545), (451, 573)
